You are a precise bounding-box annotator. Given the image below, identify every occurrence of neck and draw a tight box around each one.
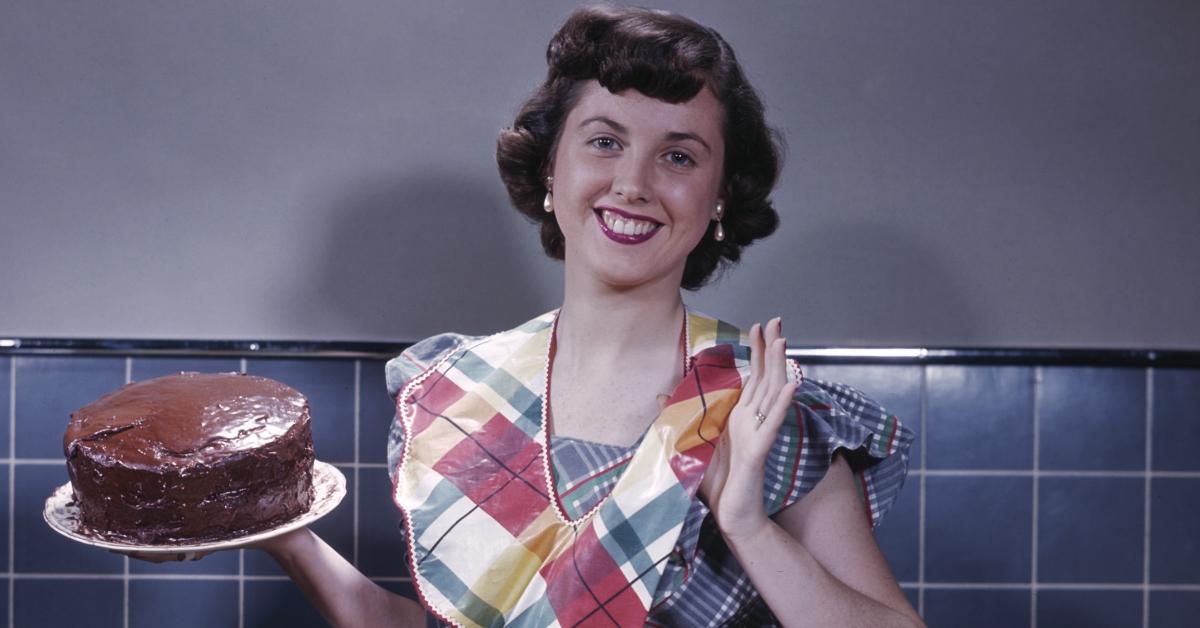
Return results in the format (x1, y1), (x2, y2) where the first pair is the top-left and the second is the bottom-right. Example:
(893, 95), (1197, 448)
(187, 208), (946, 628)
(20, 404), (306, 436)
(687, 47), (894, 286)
(555, 266), (686, 368)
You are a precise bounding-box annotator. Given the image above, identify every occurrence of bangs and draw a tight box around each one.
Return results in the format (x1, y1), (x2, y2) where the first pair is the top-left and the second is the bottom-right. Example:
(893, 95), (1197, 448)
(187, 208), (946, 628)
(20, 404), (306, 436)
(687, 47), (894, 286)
(548, 8), (722, 104)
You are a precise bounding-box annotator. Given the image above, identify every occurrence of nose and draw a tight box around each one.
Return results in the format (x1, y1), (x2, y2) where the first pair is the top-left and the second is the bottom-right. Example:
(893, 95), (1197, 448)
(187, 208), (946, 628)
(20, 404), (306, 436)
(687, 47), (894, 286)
(612, 152), (653, 204)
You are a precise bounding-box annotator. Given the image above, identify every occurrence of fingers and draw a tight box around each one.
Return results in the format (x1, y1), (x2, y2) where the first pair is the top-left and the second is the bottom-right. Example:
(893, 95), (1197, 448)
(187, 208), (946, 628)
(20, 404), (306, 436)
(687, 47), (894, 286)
(745, 318), (785, 414)
(739, 323), (763, 407)
(734, 317), (792, 435)
(764, 318), (787, 403)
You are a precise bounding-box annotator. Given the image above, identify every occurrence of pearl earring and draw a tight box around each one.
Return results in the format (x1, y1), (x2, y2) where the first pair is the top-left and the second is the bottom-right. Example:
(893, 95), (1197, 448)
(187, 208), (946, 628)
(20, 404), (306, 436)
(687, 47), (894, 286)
(713, 200), (725, 242)
(543, 177), (554, 213)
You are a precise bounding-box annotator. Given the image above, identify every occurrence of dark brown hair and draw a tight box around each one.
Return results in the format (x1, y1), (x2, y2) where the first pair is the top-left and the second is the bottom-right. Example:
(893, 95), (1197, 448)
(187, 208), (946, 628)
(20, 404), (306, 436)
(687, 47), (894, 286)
(496, 4), (782, 290)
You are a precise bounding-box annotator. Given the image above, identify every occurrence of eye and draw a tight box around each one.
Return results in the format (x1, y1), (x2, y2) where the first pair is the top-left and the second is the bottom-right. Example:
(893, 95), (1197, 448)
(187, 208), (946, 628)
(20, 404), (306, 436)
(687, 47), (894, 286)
(666, 151), (695, 167)
(589, 136), (620, 151)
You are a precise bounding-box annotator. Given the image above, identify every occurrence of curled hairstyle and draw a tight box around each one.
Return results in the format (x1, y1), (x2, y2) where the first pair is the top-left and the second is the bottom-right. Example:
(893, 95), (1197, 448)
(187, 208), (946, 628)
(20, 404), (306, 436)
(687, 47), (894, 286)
(496, 5), (782, 290)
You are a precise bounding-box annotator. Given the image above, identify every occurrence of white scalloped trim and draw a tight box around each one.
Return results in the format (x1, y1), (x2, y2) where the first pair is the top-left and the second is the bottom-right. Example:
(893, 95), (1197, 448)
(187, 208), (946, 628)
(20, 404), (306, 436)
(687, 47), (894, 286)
(787, 357), (805, 384)
(395, 335), (480, 482)
(538, 311), (574, 526)
(540, 307), (693, 527)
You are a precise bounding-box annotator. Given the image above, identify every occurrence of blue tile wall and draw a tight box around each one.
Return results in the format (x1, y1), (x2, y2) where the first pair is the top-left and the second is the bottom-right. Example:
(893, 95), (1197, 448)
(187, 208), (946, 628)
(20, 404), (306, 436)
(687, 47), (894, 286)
(1, 358), (11, 459)
(1151, 591), (1200, 628)
(130, 579), (239, 628)
(923, 588), (1030, 628)
(1036, 589), (1143, 628)
(927, 366), (1034, 469)
(360, 359), (396, 465)
(359, 467), (409, 578)
(0, 466), (8, 573)
(1039, 367), (1146, 470)
(1150, 478), (1200, 583)
(15, 355), (125, 459)
(1038, 477), (1144, 582)
(1153, 369), (1200, 471)
(925, 476), (1033, 582)
(244, 579), (330, 627)
(15, 463), (124, 574)
(3, 352), (1197, 627)
(15, 579), (124, 628)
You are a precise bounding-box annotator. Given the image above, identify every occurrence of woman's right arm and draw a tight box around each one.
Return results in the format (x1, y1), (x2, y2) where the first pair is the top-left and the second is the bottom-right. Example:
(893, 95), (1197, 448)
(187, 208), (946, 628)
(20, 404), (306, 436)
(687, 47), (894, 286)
(256, 527), (426, 628)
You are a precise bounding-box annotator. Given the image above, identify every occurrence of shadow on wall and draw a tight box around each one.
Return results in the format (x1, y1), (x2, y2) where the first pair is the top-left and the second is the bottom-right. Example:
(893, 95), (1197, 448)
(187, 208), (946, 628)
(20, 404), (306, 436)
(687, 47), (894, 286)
(291, 171), (547, 340)
(783, 217), (982, 346)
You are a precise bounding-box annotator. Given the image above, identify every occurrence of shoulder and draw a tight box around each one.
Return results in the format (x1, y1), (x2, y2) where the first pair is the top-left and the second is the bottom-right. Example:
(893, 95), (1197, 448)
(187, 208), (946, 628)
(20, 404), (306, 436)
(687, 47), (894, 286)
(384, 311), (558, 399)
(385, 332), (479, 399)
(763, 374), (915, 527)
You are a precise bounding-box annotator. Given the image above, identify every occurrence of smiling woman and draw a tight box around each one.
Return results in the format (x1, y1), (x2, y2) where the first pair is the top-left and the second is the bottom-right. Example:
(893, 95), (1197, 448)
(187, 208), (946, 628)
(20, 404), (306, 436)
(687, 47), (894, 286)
(496, 6), (783, 291)
(246, 5), (922, 627)
(546, 82), (726, 291)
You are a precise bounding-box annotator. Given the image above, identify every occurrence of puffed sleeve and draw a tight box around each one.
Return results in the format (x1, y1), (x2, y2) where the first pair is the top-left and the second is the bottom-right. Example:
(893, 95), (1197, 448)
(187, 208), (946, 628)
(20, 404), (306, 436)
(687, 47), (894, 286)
(762, 367), (915, 528)
(384, 333), (477, 477)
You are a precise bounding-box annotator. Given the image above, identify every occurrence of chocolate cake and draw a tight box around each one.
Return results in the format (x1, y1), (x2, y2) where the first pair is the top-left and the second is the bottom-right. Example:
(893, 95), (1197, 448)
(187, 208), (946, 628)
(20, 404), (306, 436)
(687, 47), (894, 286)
(63, 372), (315, 544)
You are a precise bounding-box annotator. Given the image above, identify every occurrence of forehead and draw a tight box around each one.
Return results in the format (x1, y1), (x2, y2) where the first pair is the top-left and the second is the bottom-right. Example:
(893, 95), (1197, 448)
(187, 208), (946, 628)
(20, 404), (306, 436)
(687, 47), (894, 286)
(566, 80), (725, 142)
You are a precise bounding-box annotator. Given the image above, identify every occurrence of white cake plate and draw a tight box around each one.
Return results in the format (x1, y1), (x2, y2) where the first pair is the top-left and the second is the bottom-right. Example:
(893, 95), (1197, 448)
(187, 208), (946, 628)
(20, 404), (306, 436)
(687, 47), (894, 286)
(44, 460), (346, 558)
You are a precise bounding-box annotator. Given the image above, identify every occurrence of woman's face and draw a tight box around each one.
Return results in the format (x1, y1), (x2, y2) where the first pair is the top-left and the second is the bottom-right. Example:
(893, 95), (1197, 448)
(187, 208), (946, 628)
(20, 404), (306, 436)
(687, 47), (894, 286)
(549, 80), (725, 290)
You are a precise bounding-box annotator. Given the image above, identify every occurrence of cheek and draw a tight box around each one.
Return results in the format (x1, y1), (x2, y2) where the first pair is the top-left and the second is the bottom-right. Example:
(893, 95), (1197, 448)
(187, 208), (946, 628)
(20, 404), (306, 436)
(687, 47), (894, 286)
(669, 186), (718, 228)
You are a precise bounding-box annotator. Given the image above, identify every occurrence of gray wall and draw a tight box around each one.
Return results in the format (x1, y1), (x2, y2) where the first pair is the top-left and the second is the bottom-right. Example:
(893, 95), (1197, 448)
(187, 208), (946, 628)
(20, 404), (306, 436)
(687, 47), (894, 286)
(3, 0), (1198, 349)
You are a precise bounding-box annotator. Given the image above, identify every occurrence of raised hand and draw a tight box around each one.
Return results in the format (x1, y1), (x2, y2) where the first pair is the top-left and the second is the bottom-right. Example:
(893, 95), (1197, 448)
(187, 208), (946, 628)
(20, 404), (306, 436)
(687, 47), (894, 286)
(699, 317), (798, 542)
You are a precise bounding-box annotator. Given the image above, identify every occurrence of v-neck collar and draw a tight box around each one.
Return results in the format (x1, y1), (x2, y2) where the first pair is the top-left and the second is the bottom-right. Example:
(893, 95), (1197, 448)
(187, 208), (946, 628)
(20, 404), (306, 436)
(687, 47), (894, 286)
(535, 307), (747, 526)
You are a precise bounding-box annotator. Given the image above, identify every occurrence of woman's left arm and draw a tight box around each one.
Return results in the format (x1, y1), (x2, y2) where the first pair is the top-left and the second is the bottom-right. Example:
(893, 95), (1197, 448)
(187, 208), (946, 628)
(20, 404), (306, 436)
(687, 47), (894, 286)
(699, 318), (924, 628)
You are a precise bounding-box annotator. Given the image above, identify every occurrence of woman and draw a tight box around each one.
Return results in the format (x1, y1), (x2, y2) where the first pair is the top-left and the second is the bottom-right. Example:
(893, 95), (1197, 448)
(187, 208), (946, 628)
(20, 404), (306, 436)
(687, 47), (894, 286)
(263, 6), (921, 627)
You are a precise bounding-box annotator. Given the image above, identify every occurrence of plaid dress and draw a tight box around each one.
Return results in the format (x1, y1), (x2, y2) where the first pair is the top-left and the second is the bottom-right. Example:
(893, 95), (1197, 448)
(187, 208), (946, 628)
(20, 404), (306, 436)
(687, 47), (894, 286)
(387, 311), (913, 627)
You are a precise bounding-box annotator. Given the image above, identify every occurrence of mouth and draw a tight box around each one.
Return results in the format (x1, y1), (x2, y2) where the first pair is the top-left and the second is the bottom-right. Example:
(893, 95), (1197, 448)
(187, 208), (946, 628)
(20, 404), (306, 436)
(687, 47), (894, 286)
(594, 206), (663, 245)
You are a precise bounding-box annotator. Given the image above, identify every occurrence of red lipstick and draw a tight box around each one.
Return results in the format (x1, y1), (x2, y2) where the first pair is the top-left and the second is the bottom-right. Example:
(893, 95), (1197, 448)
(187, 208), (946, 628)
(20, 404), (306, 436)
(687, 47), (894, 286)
(594, 207), (662, 245)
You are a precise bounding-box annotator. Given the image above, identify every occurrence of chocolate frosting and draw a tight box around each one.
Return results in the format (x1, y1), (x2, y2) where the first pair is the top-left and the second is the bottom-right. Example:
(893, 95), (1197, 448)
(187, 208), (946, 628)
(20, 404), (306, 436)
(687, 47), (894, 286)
(64, 372), (315, 544)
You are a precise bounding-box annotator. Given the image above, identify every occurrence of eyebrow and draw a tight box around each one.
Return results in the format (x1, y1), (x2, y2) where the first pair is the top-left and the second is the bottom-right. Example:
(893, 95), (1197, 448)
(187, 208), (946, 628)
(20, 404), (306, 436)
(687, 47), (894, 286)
(578, 116), (712, 153)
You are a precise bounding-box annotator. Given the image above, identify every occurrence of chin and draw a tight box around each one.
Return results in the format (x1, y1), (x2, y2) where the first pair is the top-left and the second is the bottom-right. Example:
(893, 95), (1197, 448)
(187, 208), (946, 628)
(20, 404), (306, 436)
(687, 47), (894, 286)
(595, 267), (680, 291)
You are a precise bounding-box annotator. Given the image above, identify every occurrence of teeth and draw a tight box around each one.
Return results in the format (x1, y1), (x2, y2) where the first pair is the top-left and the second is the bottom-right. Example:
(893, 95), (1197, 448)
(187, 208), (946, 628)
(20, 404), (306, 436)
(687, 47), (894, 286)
(602, 210), (657, 237)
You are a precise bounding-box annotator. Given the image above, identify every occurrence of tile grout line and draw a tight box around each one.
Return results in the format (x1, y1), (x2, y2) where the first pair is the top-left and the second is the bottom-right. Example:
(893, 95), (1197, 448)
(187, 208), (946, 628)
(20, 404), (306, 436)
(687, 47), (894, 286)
(124, 358), (131, 628)
(918, 582), (1200, 591)
(237, 359), (245, 628)
(9, 357), (15, 628)
(353, 360), (361, 568)
(1, 572), (416, 582)
(238, 550), (245, 628)
(913, 469), (1200, 478)
(917, 365), (927, 617)
(1031, 366), (1042, 628)
(1142, 368), (1153, 628)
(236, 342), (248, 628)
(3, 570), (1190, 589)
(8, 456), (1198, 477)
(3, 458), (392, 469)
